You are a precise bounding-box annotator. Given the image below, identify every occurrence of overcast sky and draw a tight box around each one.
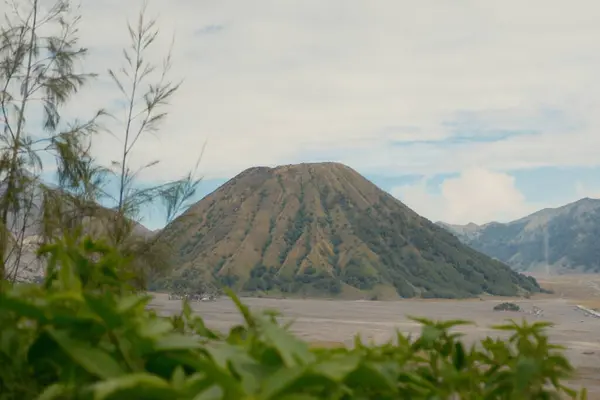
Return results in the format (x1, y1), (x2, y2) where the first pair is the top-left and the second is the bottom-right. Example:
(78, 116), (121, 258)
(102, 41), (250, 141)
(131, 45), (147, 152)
(42, 0), (600, 229)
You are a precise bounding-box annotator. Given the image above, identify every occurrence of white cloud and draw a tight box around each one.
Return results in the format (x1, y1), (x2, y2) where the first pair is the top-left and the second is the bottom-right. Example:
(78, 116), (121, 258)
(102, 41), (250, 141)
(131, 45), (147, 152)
(13, 0), (600, 181)
(392, 168), (537, 224)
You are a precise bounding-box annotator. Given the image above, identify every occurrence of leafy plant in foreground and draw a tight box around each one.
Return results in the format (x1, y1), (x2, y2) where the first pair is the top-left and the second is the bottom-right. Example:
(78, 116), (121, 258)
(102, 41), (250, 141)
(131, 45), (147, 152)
(0, 234), (588, 399)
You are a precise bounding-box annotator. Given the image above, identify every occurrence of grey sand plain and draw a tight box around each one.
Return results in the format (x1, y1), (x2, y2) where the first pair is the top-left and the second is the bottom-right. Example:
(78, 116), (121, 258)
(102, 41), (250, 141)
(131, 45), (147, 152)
(149, 294), (600, 396)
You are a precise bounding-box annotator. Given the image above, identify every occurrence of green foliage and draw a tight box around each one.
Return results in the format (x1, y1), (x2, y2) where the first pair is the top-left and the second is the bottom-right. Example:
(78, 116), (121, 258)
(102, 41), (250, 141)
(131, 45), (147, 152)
(216, 273), (239, 288)
(0, 1), (201, 288)
(494, 302), (522, 312)
(340, 259), (378, 291)
(345, 195), (541, 298)
(0, 0), (95, 281)
(0, 235), (587, 399)
(278, 204), (313, 268)
(241, 264), (341, 296)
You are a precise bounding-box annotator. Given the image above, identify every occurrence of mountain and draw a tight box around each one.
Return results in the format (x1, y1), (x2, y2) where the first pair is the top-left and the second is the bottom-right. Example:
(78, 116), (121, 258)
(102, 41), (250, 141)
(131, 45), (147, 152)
(436, 198), (600, 274)
(0, 175), (153, 238)
(155, 162), (541, 299)
(1, 178), (153, 282)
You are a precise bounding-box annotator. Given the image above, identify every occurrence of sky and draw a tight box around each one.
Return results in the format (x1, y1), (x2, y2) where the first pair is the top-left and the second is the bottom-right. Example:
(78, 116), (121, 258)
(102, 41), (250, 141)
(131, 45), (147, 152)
(14, 0), (600, 229)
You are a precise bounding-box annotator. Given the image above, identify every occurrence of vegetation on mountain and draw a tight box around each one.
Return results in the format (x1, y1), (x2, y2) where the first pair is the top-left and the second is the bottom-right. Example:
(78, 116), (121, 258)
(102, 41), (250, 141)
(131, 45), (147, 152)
(438, 198), (600, 273)
(156, 163), (541, 299)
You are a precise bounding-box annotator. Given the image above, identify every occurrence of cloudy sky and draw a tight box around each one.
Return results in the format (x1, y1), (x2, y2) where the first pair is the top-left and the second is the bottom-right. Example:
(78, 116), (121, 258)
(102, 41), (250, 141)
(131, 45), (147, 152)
(31, 0), (600, 228)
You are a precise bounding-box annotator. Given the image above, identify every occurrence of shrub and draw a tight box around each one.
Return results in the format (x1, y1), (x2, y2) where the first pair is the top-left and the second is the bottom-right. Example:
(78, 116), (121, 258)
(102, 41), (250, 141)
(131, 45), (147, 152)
(0, 235), (587, 399)
(494, 302), (522, 312)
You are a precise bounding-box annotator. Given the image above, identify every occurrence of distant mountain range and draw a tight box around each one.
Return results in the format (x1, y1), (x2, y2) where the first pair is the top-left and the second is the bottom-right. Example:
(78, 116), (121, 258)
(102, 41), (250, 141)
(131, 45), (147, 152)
(436, 197), (600, 274)
(153, 162), (541, 299)
(2, 178), (153, 282)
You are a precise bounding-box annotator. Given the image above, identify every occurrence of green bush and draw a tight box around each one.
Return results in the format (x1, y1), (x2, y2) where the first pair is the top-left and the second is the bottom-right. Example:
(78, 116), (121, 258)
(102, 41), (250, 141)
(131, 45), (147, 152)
(0, 235), (588, 399)
(494, 302), (522, 312)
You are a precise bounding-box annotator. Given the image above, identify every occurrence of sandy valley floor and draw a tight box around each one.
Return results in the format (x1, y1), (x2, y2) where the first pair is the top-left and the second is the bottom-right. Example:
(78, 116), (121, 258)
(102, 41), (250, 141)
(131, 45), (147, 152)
(149, 275), (600, 397)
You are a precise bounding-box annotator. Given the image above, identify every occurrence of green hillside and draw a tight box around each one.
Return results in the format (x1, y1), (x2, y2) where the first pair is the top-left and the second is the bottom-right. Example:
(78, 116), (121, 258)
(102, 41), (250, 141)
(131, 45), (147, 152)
(154, 162), (541, 299)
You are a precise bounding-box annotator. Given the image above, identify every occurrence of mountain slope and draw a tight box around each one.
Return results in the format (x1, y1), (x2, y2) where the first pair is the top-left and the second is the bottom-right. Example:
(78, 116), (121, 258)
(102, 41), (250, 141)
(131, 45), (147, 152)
(156, 162), (540, 299)
(436, 198), (600, 273)
(2, 179), (153, 282)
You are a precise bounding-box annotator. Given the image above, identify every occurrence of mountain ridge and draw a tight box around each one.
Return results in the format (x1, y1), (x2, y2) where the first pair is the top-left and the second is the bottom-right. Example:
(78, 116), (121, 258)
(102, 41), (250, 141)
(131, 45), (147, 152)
(2, 178), (154, 282)
(436, 197), (600, 274)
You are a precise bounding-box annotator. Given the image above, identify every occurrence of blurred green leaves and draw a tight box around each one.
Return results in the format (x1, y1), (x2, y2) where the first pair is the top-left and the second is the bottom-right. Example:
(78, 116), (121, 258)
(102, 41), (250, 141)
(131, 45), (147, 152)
(0, 234), (588, 399)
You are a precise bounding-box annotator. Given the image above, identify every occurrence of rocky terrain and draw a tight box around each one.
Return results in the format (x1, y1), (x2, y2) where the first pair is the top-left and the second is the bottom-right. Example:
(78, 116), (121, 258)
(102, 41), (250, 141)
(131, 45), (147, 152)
(437, 198), (600, 274)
